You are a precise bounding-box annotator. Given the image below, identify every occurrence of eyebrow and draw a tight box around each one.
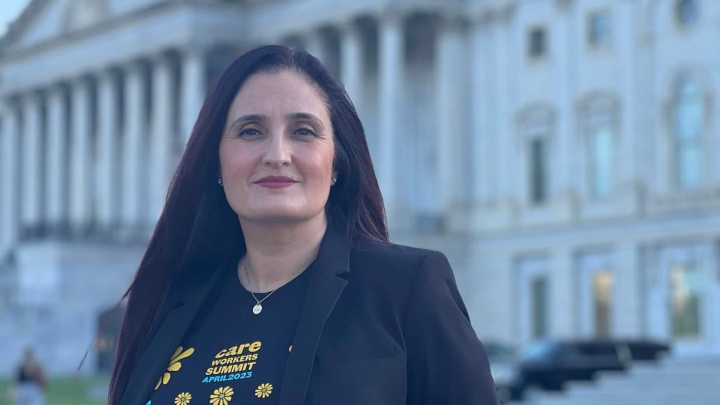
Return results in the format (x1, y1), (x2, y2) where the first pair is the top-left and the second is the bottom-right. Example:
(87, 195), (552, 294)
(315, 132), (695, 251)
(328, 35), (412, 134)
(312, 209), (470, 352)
(228, 112), (326, 131)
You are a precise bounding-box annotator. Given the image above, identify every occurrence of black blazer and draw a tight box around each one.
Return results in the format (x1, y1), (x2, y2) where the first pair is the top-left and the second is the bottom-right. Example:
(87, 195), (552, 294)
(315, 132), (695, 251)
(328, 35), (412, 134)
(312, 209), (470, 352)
(119, 224), (499, 405)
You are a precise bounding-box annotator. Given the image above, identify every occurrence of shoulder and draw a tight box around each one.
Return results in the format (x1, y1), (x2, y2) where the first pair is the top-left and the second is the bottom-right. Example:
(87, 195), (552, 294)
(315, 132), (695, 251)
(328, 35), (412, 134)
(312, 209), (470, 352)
(353, 239), (445, 266)
(348, 239), (453, 286)
(344, 240), (470, 332)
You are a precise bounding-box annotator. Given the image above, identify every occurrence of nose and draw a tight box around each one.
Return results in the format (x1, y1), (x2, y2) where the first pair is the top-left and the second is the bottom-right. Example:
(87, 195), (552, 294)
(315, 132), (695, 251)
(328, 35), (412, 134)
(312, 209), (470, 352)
(261, 131), (291, 167)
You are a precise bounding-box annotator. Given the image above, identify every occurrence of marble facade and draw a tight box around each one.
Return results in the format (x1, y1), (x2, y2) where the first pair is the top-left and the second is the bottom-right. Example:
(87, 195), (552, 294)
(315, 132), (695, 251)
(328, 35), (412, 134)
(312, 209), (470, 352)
(1, 0), (719, 375)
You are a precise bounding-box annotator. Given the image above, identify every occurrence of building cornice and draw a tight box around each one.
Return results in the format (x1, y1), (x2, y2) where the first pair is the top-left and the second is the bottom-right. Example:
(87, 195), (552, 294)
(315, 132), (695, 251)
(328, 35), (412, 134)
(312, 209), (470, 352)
(244, 0), (462, 43)
(0, 0), (204, 63)
(0, 0), (51, 51)
(466, 0), (516, 26)
(0, 3), (247, 96)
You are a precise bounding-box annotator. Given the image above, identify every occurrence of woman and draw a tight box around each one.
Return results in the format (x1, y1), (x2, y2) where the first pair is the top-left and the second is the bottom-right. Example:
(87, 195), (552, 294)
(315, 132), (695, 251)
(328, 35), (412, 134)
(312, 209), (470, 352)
(109, 45), (498, 405)
(13, 348), (46, 405)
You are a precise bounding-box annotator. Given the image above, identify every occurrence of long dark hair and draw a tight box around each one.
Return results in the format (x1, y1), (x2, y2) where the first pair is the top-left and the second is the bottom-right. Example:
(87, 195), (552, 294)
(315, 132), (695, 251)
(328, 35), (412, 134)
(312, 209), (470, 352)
(108, 45), (387, 403)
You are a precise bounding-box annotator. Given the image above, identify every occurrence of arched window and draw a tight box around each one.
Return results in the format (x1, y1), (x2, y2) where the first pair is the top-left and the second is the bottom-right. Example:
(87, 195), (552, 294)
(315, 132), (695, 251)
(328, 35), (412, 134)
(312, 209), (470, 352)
(578, 94), (617, 200)
(589, 123), (614, 198)
(673, 77), (704, 190)
(529, 138), (548, 205)
(518, 106), (554, 206)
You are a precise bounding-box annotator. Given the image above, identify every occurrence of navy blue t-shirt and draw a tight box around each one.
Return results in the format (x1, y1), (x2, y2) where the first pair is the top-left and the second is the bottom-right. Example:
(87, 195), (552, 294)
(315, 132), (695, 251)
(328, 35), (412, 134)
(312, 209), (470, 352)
(146, 263), (310, 405)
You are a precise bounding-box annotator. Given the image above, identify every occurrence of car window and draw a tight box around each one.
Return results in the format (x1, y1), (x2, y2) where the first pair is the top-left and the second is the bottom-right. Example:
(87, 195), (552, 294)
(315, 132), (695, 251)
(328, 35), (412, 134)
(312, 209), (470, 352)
(521, 341), (559, 360)
(557, 344), (595, 360)
(584, 343), (616, 356)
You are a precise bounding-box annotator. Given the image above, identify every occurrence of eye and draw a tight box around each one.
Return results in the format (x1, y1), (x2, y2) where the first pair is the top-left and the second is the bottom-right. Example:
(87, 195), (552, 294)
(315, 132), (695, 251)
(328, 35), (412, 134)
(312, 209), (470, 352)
(294, 127), (317, 137)
(238, 128), (261, 137)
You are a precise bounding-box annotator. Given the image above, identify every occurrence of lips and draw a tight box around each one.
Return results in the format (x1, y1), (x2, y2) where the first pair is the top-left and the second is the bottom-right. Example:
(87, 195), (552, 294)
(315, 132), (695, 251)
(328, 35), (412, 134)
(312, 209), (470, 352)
(255, 176), (297, 189)
(256, 176), (296, 184)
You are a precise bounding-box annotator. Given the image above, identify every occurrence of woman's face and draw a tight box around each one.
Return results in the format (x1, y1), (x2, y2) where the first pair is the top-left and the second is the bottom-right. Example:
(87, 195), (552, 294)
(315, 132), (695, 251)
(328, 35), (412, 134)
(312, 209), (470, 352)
(219, 70), (336, 226)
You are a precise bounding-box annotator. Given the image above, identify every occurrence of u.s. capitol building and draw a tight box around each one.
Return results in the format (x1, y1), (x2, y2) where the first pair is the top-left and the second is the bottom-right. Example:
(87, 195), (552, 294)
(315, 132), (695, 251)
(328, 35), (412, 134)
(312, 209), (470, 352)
(1, 0), (719, 375)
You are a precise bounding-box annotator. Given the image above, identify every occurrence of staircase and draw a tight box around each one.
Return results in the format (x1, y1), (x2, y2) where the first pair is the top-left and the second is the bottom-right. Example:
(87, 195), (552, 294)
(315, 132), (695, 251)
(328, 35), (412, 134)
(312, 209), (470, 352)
(524, 357), (720, 405)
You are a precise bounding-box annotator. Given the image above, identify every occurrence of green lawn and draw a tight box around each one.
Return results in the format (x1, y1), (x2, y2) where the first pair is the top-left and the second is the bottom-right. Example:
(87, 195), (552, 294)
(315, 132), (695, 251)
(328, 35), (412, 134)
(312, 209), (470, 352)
(0, 377), (109, 405)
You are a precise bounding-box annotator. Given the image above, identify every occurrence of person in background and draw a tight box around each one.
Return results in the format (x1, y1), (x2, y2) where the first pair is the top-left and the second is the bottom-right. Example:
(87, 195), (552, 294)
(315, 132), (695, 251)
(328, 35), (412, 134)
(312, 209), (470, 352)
(12, 348), (46, 405)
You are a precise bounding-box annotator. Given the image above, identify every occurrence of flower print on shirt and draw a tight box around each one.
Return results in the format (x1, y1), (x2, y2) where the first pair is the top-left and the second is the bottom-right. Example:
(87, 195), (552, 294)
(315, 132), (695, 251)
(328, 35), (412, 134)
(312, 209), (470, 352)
(255, 383), (273, 399)
(155, 346), (195, 390)
(209, 386), (234, 405)
(174, 392), (192, 405)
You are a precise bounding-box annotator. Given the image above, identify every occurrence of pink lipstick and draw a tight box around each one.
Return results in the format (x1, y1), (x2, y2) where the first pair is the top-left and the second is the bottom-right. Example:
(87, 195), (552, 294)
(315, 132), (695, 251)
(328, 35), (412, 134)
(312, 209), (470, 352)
(255, 176), (297, 189)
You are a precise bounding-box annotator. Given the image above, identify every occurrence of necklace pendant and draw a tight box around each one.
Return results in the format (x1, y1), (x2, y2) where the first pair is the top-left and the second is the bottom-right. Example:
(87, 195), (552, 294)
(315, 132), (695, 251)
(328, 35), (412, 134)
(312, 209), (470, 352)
(253, 303), (262, 315)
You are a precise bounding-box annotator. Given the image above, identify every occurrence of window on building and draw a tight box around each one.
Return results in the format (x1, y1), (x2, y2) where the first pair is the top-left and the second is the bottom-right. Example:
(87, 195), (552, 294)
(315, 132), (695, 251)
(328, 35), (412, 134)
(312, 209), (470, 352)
(674, 77), (704, 190)
(528, 27), (547, 59)
(588, 11), (611, 47)
(530, 138), (548, 205)
(589, 123), (614, 198)
(593, 271), (613, 337)
(531, 276), (548, 339)
(676, 0), (698, 28)
(670, 263), (701, 338)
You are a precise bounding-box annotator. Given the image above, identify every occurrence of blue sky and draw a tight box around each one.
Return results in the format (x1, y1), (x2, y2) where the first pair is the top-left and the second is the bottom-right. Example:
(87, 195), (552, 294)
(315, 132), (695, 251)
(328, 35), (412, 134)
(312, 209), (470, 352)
(0, 0), (31, 37)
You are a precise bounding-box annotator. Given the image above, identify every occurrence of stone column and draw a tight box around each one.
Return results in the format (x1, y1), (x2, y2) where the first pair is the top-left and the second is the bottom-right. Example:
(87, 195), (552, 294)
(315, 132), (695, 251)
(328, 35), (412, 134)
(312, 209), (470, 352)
(121, 62), (145, 231)
(470, 12), (493, 206)
(181, 47), (206, 143)
(435, 15), (466, 213)
(339, 20), (363, 106)
(21, 92), (43, 237)
(618, 0), (642, 205)
(554, 2), (575, 211)
(149, 55), (175, 223)
(46, 85), (69, 234)
(69, 78), (93, 233)
(378, 12), (405, 214)
(618, 1), (635, 185)
(1, 100), (21, 255)
(493, 7), (512, 204)
(304, 29), (326, 63)
(551, 246), (575, 337)
(614, 241), (643, 337)
(96, 70), (120, 232)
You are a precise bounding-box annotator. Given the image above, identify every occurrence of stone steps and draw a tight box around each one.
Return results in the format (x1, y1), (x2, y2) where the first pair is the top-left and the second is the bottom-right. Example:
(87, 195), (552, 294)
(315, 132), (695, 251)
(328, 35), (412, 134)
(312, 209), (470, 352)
(515, 357), (720, 405)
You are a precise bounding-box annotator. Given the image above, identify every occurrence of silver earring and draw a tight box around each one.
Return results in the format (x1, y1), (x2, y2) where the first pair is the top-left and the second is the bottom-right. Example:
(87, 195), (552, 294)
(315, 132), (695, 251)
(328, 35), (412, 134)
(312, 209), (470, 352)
(218, 177), (223, 187)
(331, 176), (337, 185)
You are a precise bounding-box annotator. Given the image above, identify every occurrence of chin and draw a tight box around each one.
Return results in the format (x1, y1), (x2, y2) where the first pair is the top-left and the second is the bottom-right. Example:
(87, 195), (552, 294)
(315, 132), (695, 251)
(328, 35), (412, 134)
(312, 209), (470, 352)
(245, 210), (313, 224)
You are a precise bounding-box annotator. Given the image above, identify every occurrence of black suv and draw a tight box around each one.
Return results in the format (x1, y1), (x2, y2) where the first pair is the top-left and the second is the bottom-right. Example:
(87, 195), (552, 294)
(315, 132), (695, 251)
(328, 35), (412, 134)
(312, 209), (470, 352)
(492, 339), (669, 402)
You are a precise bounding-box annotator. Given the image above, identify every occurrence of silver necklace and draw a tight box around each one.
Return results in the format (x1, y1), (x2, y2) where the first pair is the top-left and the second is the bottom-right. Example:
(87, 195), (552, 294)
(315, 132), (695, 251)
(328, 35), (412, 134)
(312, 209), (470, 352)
(242, 261), (279, 315)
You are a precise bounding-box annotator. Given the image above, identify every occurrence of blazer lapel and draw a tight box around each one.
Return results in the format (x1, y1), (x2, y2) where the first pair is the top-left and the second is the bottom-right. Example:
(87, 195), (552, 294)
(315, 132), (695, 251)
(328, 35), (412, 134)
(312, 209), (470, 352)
(119, 259), (232, 405)
(278, 224), (352, 405)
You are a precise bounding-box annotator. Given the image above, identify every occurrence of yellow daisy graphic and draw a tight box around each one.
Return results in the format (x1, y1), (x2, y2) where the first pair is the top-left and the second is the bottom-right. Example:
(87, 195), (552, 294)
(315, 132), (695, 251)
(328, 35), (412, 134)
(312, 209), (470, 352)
(154, 346), (195, 390)
(209, 386), (234, 405)
(255, 383), (273, 399)
(174, 392), (192, 405)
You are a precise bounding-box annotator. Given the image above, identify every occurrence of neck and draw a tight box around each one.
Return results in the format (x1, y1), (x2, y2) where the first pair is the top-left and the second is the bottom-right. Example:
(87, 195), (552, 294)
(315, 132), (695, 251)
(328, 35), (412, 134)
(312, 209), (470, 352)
(238, 213), (328, 293)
